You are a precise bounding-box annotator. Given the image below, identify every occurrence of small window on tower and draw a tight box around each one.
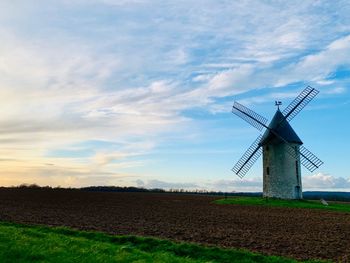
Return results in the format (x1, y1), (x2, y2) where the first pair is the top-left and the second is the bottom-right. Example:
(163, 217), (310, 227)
(266, 167), (270, 175)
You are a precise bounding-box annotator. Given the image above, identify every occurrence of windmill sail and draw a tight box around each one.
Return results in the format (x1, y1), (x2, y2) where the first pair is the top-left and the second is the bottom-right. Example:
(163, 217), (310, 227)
(232, 135), (262, 178)
(282, 86), (319, 122)
(281, 140), (323, 172)
(299, 146), (324, 172)
(232, 102), (268, 131)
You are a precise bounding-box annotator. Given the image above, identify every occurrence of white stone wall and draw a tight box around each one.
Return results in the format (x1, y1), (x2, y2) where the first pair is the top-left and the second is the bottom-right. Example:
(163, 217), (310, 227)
(262, 143), (302, 199)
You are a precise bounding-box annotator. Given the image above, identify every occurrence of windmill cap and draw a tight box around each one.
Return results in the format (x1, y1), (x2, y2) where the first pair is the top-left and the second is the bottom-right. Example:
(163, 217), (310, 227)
(259, 109), (303, 146)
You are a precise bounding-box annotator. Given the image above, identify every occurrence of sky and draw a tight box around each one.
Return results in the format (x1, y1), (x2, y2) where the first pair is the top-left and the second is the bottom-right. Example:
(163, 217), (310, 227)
(0, 0), (350, 191)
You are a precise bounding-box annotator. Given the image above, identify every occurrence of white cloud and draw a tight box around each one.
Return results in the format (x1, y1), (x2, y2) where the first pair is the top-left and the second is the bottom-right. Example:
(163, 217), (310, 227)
(177, 34), (350, 119)
(303, 173), (350, 190)
(206, 177), (262, 192)
(323, 87), (347, 95)
(275, 35), (350, 86)
(238, 91), (299, 107)
(134, 174), (350, 192)
(136, 179), (198, 190)
(133, 177), (263, 192)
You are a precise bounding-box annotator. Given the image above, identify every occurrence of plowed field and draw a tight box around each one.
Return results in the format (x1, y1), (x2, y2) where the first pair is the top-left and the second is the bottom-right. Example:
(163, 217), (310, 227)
(0, 188), (349, 261)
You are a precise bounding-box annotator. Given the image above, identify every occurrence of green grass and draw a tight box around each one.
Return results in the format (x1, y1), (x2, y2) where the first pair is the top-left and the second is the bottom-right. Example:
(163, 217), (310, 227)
(214, 196), (350, 213)
(0, 221), (324, 263)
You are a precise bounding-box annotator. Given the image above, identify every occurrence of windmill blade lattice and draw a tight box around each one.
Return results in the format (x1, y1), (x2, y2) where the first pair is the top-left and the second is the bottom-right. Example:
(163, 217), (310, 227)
(299, 146), (324, 172)
(282, 86), (319, 122)
(283, 143), (323, 172)
(232, 135), (262, 178)
(232, 102), (268, 131)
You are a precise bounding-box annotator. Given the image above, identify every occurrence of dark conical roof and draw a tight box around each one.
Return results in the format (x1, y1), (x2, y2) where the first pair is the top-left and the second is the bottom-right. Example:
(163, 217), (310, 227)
(259, 109), (303, 146)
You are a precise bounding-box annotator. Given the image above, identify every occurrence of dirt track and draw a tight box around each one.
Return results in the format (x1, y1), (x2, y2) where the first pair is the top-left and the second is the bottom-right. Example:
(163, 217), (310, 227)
(0, 188), (349, 261)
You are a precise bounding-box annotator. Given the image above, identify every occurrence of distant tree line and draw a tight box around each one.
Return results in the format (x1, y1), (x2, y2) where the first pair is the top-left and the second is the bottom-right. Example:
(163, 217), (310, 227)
(81, 186), (165, 193)
(5, 184), (235, 196)
(81, 186), (233, 196)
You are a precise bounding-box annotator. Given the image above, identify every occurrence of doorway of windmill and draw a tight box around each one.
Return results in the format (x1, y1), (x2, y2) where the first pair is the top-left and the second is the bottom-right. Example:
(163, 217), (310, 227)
(294, 186), (302, 199)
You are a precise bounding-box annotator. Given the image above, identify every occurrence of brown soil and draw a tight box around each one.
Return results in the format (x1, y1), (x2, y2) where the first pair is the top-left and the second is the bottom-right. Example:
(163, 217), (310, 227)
(0, 188), (349, 261)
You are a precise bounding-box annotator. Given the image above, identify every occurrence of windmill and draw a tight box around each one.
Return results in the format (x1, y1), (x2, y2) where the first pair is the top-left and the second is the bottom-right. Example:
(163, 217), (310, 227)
(231, 86), (323, 199)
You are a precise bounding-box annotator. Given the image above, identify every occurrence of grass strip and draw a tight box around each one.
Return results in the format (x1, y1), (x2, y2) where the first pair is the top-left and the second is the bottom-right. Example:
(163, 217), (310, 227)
(0, 221), (326, 263)
(214, 196), (350, 213)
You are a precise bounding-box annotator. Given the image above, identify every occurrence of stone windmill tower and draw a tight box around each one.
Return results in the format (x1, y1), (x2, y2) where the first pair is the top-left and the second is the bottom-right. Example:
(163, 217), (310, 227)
(231, 86), (323, 199)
